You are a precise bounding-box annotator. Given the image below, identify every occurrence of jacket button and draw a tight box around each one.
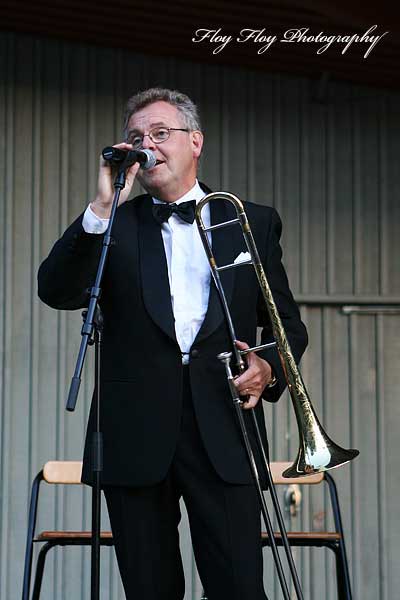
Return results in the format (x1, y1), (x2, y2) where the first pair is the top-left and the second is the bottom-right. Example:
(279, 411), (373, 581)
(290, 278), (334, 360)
(191, 348), (199, 358)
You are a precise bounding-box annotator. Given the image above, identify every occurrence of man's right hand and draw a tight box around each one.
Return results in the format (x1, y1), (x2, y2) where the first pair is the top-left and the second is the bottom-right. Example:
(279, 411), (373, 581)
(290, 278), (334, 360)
(90, 143), (141, 219)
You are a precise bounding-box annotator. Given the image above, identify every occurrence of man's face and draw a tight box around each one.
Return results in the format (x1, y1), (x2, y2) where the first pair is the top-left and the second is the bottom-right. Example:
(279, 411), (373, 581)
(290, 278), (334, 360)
(126, 101), (203, 202)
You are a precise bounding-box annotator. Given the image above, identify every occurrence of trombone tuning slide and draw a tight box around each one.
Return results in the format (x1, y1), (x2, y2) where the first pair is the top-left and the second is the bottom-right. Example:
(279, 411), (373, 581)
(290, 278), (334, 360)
(216, 259), (252, 272)
(202, 218), (240, 232)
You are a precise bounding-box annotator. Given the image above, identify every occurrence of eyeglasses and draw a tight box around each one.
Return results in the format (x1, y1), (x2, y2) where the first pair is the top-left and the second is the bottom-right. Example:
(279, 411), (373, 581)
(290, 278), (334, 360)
(127, 127), (189, 150)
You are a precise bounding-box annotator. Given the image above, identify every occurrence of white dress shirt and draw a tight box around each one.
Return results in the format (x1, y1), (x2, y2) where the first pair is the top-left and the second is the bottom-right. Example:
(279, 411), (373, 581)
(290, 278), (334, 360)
(82, 180), (211, 363)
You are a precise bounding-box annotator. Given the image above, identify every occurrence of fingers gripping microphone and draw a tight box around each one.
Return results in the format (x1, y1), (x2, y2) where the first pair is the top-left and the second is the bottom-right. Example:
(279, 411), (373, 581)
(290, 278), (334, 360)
(102, 147), (157, 170)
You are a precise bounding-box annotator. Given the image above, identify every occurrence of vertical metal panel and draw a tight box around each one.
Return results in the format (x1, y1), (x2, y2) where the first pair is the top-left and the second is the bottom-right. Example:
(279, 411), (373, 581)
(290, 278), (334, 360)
(0, 32), (13, 600)
(376, 314), (388, 600)
(383, 95), (400, 295)
(328, 82), (355, 295)
(0, 31), (399, 600)
(383, 315), (400, 600)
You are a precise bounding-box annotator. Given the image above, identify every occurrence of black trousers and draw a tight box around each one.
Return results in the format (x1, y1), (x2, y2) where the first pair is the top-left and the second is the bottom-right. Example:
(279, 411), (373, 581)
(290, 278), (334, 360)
(104, 368), (268, 600)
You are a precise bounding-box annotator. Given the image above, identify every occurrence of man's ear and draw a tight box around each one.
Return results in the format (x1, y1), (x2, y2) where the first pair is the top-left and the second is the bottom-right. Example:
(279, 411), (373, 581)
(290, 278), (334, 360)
(191, 130), (204, 158)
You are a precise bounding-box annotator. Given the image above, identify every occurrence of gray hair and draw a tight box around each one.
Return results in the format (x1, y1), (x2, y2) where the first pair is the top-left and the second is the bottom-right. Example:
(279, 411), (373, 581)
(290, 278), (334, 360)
(123, 87), (201, 138)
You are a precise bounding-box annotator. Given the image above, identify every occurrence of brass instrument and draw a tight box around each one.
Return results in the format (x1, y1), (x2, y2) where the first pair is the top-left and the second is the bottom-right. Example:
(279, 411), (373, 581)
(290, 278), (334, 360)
(196, 191), (359, 478)
(195, 191), (359, 600)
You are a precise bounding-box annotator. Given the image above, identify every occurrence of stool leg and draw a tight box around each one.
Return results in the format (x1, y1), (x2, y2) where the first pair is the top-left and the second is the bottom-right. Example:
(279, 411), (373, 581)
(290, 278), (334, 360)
(334, 544), (352, 600)
(325, 475), (352, 600)
(31, 543), (54, 600)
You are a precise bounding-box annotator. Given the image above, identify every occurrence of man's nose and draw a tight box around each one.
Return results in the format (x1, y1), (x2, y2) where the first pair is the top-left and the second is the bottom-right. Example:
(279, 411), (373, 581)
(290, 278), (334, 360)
(141, 134), (157, 150)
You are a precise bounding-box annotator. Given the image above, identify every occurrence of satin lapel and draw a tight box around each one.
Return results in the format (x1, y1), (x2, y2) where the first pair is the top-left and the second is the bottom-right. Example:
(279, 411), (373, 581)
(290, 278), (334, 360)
(137, 196), (177, 343)
(194, 196), (237, 345)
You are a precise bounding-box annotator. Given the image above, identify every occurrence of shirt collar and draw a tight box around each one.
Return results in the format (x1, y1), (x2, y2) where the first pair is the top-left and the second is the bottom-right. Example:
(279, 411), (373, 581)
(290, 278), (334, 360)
(152, 180), (205, 205)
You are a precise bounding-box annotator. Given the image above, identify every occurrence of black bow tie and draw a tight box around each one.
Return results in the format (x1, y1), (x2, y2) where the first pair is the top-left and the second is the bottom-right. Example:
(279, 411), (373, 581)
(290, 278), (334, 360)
(152, 200), (196, 225)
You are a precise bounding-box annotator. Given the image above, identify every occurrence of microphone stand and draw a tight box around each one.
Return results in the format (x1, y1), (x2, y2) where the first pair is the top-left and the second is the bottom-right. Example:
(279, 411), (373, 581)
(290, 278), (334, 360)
(65, 155), (133, 600)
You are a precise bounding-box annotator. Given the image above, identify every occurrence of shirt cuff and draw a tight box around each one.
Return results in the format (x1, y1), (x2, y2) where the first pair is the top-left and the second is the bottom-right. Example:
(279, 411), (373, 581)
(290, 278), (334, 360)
(82, 204), (109, 234)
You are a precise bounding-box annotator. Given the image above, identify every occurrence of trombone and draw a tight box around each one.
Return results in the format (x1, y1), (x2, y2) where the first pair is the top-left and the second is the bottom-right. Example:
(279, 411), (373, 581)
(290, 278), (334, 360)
(195, 191), (359, 600)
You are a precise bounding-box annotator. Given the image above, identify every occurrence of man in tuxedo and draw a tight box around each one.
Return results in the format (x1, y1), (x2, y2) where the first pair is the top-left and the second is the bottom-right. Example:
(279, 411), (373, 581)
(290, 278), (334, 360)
(38, 87), (308, 600)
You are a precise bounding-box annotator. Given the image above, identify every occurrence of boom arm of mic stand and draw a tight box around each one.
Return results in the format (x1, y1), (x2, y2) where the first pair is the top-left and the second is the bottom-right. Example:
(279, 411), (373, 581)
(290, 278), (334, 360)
(66, 164), (128, 412)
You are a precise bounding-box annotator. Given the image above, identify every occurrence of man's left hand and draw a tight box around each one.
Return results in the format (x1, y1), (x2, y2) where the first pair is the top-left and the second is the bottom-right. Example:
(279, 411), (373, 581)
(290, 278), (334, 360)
(233, 340), (274, 409)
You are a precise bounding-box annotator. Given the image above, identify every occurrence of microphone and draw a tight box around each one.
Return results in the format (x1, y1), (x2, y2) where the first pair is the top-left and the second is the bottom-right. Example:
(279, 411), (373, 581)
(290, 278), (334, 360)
(102, 147), (157, 170)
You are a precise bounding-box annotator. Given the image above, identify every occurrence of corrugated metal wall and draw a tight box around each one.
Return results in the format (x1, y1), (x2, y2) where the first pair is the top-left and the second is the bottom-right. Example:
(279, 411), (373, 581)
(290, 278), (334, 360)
(0, 32), (399, 600)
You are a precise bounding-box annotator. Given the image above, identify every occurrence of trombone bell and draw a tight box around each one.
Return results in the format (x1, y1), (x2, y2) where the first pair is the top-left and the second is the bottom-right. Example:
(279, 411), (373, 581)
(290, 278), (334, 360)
(283, 425), (359, 478)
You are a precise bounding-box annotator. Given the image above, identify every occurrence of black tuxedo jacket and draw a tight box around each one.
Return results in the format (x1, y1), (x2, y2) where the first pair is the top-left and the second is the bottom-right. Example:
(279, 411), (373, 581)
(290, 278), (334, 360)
(38, 184), (308, 487)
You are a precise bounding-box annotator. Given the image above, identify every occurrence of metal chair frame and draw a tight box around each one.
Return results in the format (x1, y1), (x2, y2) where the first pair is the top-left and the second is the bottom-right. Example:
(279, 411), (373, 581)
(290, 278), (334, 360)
(260, 463), (353, 600)
(22, 461), (352, 600)
(21, 462), (113, 600)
